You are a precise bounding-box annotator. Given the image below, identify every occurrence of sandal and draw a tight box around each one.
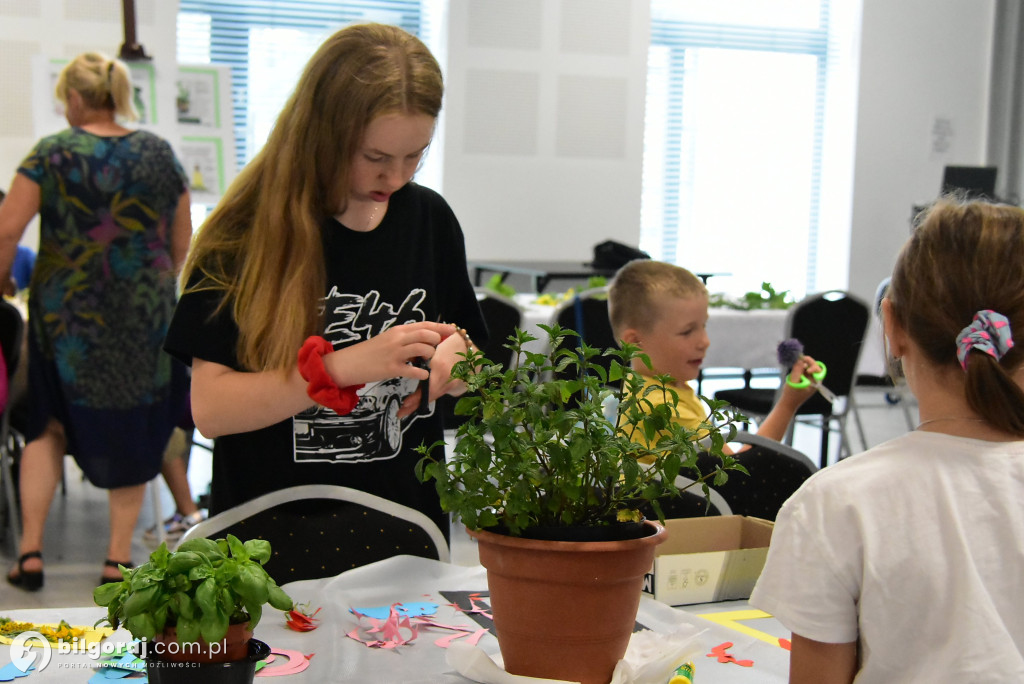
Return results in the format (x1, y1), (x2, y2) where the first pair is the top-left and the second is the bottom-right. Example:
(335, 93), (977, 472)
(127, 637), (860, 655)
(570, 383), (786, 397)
(99, 558), (133, 586)
(7, 551), (44, 592)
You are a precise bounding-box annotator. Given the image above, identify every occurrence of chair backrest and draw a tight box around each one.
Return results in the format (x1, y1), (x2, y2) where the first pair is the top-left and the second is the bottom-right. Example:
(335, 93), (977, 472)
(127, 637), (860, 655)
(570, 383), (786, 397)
(474, 289), (524, 368)
(550, 287), (619, 383)
(0, 300), (25, 417)
(0, 300), (24, 382)
(179, 485), (450, 583)
(786, 290), (871, 400)
(637, 463), (732, 520)
(710, 432), (817, 521)
(437, 290), (524, 431)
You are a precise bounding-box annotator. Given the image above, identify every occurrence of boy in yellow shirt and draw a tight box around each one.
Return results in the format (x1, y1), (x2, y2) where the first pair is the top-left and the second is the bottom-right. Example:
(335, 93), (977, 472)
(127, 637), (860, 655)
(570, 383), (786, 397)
(608, 259), (822, 449)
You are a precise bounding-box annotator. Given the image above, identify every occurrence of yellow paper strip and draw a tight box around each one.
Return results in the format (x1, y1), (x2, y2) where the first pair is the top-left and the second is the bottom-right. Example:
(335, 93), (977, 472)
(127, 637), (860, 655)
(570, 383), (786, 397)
(695, 609), (785, 647)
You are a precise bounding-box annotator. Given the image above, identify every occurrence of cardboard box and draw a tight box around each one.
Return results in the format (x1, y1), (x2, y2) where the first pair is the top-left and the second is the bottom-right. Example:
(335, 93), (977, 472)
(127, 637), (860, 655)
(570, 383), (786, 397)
(642, 516), (774, 606)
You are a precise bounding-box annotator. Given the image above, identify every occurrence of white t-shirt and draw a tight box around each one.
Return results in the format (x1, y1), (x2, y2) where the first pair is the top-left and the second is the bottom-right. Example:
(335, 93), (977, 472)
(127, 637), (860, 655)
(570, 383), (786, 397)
(750, 430), (1024, 682)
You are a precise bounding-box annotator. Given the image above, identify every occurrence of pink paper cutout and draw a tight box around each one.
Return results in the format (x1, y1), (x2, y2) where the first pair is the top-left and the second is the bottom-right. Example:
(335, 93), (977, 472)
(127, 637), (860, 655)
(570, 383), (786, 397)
(255, 649), (311, 677)
(348, 603), (420, 649)
(348, 597), (494, 651)
(465, 629), (488, 646)
(434, 632), (469, 648)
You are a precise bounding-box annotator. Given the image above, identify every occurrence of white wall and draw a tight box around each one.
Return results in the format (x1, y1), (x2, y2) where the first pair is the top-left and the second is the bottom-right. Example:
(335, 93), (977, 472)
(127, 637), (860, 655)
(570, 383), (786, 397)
(847, 0), (995, 302)
(442, 0), (650, 262)
(0, 0), (999, 301)
(0, 0), (181, 248)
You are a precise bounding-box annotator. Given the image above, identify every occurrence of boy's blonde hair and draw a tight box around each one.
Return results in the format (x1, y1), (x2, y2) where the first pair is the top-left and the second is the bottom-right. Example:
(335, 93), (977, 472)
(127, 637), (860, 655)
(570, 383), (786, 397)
(55, 52), (138, 121)
(608, 259), (707, 339)
(182, 23), (443, 372)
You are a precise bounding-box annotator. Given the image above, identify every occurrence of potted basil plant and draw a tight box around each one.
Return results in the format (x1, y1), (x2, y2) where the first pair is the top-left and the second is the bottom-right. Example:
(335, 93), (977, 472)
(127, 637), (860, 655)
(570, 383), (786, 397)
(94, 534), (294, 683)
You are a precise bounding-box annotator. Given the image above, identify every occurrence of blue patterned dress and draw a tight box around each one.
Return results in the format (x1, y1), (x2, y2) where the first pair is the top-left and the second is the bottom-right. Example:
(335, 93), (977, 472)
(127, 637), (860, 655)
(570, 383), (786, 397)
(18, 128), (189, 488)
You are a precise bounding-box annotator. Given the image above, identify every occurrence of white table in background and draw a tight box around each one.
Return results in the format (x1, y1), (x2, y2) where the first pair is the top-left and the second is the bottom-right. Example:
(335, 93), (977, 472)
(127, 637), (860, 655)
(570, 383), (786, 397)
(512, 295), (789, 372)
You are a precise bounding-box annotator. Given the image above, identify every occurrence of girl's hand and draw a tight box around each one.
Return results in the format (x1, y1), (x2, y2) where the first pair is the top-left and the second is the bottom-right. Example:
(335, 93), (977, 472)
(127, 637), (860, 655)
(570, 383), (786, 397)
(395, 329), (473, 419)
(427, 331), (473, 399)
(321, 321), (451, 387)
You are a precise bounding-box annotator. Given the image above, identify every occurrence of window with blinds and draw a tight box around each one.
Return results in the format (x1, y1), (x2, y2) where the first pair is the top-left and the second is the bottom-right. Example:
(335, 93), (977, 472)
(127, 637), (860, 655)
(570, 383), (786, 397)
(176, 0), (429, 173)
(642, 1), (855, 300)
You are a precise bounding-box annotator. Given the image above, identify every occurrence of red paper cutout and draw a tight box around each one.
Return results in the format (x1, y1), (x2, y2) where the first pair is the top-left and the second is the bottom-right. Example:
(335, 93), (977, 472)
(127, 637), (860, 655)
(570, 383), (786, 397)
(285, 603), (322, 632)
(708, 642), (754, 667)
(779, 638), (792, 651)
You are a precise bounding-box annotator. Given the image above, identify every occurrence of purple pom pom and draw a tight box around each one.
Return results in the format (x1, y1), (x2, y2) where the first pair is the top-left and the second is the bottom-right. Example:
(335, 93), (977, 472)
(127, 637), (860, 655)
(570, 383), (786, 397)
(777, 338), (804, 366)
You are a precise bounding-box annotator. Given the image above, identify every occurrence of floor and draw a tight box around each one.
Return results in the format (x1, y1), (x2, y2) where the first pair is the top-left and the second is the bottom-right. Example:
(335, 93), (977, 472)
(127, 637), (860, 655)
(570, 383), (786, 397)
(0, 382), (918, 611)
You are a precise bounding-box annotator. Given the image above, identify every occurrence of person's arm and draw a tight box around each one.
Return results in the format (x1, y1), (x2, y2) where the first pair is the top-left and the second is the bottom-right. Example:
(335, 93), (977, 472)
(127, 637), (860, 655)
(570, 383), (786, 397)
(170, 190), (193, 274)
(751, 354), (822, 443)
(191, 320), (450, 437)
(191, 359), (313, 437)
(0, 174), (41, 286)
(789, 634), (857, 684)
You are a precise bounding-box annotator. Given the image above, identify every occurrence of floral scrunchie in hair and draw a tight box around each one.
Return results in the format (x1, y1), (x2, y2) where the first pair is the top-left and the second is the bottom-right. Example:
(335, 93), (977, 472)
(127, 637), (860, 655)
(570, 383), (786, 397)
(956, 310), (1015, 370)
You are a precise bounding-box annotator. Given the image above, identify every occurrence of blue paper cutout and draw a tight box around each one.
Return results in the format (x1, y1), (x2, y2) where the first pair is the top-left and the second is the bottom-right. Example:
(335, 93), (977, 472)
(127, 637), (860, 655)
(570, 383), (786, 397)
(352, 602), (439, 619)
(0, 661), (35, 681)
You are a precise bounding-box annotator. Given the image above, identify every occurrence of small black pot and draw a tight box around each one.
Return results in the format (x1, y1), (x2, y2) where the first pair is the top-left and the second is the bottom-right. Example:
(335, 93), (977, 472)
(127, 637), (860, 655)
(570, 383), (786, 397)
(143, 638), (270, 684)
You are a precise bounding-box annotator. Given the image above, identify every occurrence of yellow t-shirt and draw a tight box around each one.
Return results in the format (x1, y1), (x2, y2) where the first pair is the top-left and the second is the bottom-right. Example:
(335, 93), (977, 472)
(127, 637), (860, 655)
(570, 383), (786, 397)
(619, 374), (706, 460)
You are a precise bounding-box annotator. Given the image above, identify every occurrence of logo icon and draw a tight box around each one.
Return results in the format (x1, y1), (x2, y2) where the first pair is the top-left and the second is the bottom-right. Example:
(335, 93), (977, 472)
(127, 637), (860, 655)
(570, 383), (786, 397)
(9, 631), (52, 673)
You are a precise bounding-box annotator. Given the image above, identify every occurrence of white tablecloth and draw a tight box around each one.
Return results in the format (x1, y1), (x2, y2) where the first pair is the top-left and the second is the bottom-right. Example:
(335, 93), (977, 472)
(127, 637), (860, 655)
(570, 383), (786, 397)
(514, 295), (787, 371)
(513, 295), (887, 379)
(0, 556), (789, 683)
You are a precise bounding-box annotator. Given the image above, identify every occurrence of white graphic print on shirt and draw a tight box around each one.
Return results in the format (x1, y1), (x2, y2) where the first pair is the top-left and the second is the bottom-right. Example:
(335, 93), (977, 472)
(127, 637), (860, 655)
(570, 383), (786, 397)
(293, 288), (431, 464)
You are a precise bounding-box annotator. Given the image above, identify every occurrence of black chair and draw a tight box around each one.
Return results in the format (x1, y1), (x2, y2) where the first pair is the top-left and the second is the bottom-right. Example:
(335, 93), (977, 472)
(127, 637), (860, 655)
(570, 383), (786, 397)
(637, 466), (732, 520)
(437, 289), (524, 431)
(854, 277), (916, 431)
(0, 299), (25, 548)
(550, 287), (619, 383)
(706, 432), (817, 521)
(714, 290), (871, 467)
(179, 485), (450, 583)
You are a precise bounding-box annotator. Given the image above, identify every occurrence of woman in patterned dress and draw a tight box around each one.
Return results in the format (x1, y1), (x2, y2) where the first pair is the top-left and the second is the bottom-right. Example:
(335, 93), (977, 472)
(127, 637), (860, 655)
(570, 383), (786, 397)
(0, 52), (191, 589)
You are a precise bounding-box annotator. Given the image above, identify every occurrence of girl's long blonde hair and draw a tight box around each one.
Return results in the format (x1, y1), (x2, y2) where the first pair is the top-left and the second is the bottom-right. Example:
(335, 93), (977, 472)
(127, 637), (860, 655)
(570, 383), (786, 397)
(56, 52), (138, 121)
(182, 23), (443, 372)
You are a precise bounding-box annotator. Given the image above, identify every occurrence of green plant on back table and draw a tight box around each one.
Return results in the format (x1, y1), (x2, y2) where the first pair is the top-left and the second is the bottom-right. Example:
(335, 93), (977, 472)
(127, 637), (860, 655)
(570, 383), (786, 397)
(709, 281), (793, 310)
(415, 324), (746, 536)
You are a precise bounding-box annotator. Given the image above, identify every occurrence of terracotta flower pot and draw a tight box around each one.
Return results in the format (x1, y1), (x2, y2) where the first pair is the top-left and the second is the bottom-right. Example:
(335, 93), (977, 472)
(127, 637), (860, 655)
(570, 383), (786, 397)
(469, 519), (667, 684)
(151, 622), (253, 663)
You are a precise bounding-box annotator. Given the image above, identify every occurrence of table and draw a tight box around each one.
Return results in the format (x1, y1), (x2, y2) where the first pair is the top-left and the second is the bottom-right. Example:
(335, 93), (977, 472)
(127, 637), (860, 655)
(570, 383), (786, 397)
(514, 295), (789, 371)
(0, 556), (788, 682)
(471, 260), (619, 293)
(472, 261), (726, 292)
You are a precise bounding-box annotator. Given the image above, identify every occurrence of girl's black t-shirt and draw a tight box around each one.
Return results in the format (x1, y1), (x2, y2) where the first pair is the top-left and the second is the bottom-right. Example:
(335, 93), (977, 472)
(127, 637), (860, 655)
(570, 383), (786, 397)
(165, 182), (486, 535)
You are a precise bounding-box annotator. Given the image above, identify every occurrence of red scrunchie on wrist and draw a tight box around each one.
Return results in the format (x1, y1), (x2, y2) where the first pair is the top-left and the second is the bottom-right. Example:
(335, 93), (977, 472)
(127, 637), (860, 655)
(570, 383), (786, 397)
(297, 336), (364, 415)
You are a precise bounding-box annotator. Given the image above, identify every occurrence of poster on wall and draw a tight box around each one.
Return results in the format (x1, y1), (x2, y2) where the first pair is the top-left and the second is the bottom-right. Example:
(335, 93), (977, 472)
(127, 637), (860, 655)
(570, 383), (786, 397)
(29, 57), (236, 205)
(127, 62), (158, 125)
(178, 137), (226, 205)
(176, 64), (236, 205)
(175, 66), (222, 128)
(31, 57), (70, 139)
(31, 56), (160, 136)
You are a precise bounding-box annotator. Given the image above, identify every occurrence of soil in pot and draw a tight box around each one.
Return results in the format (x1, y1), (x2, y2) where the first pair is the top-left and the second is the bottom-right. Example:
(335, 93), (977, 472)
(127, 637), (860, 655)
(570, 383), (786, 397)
(469, 519), (667, 684)
(143, 638), (270, 684)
